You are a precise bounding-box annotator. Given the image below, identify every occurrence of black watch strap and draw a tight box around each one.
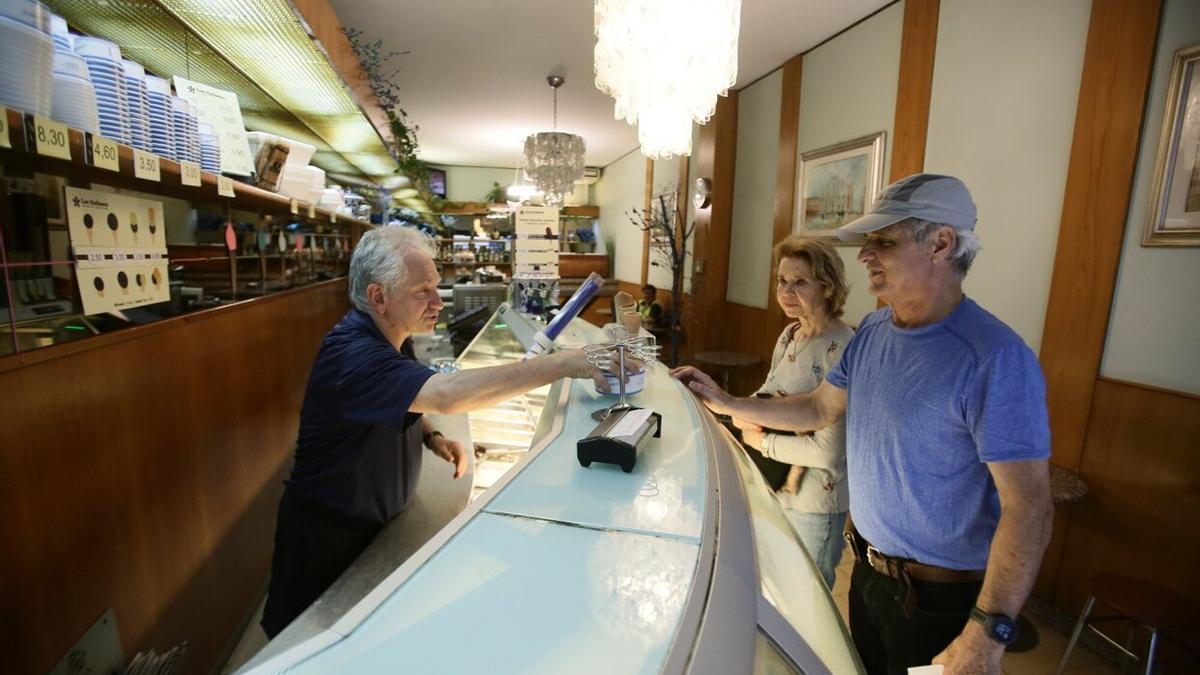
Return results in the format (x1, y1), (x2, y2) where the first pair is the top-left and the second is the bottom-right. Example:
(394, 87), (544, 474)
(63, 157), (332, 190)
(423, 430), (444, 447)
(969, 606), (1017, 645)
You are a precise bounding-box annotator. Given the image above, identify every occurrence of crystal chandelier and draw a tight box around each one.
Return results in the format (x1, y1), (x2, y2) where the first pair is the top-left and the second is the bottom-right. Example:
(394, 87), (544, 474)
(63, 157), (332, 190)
(594, 0), (741, 159)
(523, 75), (587, 206)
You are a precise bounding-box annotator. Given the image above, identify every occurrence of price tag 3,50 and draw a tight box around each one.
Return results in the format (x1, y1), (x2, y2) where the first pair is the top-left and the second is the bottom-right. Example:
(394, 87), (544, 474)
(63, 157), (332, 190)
(0, 106), (11, 149)
(90, 135), (120, 172)
(217, 175), (236, 198)
(180, 160), (202, 187)
(133, 149), (161, 182)
(32, 115), (71, 160)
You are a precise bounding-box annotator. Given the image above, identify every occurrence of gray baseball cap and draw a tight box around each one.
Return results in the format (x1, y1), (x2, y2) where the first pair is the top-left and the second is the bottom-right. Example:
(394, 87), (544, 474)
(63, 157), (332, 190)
(836, 173), (977, 240)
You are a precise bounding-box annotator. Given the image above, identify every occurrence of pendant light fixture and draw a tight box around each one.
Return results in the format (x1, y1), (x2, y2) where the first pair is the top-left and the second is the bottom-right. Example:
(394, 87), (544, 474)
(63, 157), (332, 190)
(594, 0), (742, 159)
(522, 75), (587, 206)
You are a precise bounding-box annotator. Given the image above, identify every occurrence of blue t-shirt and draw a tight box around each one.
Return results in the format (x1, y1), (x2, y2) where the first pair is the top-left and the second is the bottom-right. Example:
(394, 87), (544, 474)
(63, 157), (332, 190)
(827, 297), (1050, 570)
(286, 309), (436, 523)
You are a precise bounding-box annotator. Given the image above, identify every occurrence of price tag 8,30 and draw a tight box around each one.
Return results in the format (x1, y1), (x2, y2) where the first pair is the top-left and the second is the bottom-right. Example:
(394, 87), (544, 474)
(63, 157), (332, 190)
(217, 175), (236, 198)
(133, 149), (161, 182)
(33, 115), (71, 160)
(0, 107), (10, 149)
(91, 135), (120, 172)
(180, 160), (202, 187)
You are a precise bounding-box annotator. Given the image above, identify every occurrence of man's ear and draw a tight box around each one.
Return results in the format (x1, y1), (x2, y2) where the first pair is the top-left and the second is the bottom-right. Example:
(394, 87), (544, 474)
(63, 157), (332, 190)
(366, 282), (387, 312)
(931, 226), (957, 264)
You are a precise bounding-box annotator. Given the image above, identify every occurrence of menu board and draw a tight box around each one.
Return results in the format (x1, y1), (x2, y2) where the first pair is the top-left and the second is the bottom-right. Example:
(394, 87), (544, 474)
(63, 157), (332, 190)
(172, 76), (254, 176)
(65, 187), (169, 314)
(514, 205), (560, 277)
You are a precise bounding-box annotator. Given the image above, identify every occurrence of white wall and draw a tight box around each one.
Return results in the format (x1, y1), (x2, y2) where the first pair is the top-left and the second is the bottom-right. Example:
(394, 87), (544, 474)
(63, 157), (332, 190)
(797, 1), (904, 325)
(727, 70), (782, 308)
(595, 148), (648, 284)
(924, 0), (1091, 351)
(1101, 0), (1200, 396)
(437, 165), (590, 205)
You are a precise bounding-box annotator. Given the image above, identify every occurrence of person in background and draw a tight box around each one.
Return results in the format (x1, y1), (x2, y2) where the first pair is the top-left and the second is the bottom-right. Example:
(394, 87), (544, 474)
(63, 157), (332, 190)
(674, 174), (1053, 675)
(637, 284), (664, 329)
(262, 226), (616, 640)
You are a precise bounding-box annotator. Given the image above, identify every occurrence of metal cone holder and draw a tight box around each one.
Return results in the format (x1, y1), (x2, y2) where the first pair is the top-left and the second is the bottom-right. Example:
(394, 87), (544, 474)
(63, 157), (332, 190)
(585, 327), (661, 421)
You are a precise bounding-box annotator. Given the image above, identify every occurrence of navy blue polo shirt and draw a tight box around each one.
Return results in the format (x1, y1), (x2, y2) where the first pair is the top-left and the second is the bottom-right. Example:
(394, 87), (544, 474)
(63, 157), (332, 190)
(286, 308), (436, 523)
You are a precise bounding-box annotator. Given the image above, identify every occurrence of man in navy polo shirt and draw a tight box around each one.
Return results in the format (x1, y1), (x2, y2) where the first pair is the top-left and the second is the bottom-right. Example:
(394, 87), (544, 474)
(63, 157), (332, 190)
(261, 226), (611, 639)
(674, 174), (1053, 674)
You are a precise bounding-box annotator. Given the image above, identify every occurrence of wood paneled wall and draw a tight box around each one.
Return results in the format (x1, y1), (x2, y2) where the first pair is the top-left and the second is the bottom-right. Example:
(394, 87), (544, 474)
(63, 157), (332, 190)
(0, 281), (349, 675)
(1052, 379), (1200, 611)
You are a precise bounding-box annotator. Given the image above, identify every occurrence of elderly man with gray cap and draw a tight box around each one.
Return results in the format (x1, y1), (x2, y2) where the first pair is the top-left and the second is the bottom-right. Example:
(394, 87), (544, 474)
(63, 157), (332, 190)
(674, 174), (1052, 675)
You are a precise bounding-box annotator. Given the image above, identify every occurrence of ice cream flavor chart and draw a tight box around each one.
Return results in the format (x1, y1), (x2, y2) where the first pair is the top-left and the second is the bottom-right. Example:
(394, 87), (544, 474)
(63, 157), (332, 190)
(66, 186), (169, 314)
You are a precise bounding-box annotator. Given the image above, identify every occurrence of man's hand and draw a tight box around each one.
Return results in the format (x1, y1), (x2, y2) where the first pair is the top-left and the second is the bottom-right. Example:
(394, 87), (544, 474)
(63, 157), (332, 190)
(559, 349), (640, 394)
(932, 622), (1004, 675)
(430, 435), (468, 479)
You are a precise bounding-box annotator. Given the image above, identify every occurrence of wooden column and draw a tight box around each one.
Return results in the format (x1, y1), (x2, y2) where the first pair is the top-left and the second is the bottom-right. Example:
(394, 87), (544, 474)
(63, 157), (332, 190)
(1035, 0), (1163, 597)
(641, 158), (654, 285)
(889, 0), (940, 182)
(765, 55), (804, 342)
(686, 94), (739, 357)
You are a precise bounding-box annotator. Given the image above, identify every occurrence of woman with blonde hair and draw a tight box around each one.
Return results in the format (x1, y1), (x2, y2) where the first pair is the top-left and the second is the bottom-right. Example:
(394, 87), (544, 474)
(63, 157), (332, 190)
(743, 235), (852, 588)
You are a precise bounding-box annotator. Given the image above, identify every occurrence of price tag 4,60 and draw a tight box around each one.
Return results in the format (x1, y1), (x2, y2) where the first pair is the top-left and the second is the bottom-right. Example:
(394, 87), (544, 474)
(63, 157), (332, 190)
(90, 135), (120, 172)
(0, 106), (10, 149)
(133, 149), (161, 182)
(217, 175), (236, 198)
(32, 115), (71, 160)
(180, 160), (202, 187)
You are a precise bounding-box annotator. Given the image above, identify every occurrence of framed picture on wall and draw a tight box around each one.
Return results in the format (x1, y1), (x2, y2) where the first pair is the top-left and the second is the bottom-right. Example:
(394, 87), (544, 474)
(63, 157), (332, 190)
(794, 132), (885, 243)
(1143, 45), (1200, 246)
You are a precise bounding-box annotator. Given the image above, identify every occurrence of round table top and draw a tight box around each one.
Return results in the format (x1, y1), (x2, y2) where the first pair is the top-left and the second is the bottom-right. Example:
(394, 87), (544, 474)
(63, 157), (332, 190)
(1050, 465), (1088, 504)
(694, 351), (762, 368)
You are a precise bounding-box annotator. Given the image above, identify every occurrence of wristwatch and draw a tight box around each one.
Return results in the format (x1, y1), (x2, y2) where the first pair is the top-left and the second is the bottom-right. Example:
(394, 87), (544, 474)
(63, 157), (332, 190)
(969, 606), (1017, 645)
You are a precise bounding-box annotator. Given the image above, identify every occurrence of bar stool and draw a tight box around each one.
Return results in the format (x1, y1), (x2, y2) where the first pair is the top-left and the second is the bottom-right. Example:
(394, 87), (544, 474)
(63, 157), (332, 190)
(1055, 574), (1200, 674)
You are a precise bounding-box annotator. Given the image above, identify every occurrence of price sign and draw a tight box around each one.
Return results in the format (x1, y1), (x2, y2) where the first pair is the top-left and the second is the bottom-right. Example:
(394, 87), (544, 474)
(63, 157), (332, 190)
(217, 176), (235, 197)
(0, 107), (10, 149)
(290, 199), (299, 215)
(330, 211), (337, 224)
(133, 149), (161, 182)
(91, 135), (120, 172)
(33, 115), (71, 160)
(307, 203), (316, 219)
(180, 160), (202, 187)
(113, 251), (127, 262)
(87, 252), (106, 263)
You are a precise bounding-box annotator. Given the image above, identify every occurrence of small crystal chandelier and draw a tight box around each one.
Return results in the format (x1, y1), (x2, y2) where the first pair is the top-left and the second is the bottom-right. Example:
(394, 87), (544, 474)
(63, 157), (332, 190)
(523, 75), (587, 206)
(594, 0), (741, 159)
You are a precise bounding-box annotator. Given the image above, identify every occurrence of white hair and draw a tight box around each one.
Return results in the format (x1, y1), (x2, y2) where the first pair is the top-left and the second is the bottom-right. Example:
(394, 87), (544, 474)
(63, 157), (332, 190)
(904, 218), (980, 277)
(348, 225), (438, 312)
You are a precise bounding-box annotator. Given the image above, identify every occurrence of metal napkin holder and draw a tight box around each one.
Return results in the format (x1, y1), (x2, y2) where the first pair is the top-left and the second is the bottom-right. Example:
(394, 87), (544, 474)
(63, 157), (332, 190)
(578, 331), (662, 473)
(578, 407), (662, 473)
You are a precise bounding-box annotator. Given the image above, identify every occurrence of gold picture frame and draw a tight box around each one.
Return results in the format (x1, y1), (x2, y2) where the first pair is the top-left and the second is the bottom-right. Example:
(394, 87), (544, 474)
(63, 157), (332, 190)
(794, 131), (886, 244)
(1143, 45), (1200, 246)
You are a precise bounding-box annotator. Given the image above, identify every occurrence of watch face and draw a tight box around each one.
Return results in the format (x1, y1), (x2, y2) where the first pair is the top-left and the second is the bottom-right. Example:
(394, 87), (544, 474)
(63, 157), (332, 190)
(992, 616), (1017, 644)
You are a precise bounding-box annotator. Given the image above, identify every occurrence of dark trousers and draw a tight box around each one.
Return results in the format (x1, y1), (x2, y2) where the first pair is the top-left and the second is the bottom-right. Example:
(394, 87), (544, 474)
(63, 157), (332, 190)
(848, 558), (983, 675)
(260, 490), (383, 639)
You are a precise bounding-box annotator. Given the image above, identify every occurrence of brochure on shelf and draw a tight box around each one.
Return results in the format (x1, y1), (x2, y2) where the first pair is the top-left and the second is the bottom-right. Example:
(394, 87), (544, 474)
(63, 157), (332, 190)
(65, 186), (169, 314)
(172, 76), (254, 176)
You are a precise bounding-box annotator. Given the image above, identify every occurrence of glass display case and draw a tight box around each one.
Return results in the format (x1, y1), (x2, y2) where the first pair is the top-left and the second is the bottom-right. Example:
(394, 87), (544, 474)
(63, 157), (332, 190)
(238, 307), (863, 675)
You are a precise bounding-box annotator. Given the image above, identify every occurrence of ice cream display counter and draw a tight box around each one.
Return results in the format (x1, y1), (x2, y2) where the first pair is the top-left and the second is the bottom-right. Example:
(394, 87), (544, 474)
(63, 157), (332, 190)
(237, 305), (864, 675)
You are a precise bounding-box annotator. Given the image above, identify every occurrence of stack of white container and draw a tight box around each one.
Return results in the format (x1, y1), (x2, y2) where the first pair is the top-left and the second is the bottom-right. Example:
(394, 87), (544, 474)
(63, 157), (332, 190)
(0, 0), (54, 117)
(144, 75), (176, 160)
(246, 131), (323, 202)
(73, 36), (131, 145)
(121, 59), (152, 152)
(170, 95), (200, 164)
(198, 122), (220, 173)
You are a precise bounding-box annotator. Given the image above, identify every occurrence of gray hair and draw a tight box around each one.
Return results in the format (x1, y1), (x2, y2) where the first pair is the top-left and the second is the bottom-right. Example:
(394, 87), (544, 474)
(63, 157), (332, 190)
(348, 225), (438, 312)
(904, 218), (980, 277)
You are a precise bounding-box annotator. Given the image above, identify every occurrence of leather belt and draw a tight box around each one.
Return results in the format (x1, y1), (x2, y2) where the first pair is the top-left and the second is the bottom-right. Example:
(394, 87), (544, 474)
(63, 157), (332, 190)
(844, 522), (985, 584)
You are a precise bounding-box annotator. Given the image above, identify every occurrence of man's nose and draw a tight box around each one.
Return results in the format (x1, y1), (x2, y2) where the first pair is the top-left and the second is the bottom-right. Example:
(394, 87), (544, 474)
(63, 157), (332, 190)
(858, 243), (876, 263)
